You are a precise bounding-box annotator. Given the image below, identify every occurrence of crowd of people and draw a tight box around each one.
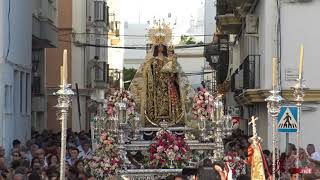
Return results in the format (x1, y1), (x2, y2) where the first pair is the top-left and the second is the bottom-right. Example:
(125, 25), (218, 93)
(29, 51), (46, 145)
(1, 128), (320, 180)
(0, 129), (93, 179)
(277, 143), (320, 179)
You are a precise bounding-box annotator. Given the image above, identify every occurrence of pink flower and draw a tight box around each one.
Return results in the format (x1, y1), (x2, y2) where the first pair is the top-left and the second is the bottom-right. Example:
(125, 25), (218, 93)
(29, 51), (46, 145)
(157, 146), (164, 152)
(173, 145), (179, 151)
(155, 154), (161, 160)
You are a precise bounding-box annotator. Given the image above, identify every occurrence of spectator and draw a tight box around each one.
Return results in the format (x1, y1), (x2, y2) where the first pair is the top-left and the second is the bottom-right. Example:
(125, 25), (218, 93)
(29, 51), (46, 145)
(46, 166), (59, 180)
(11, 151), (22, 162)
(0, 146), (5, 159)
(72, 159), (86, 179)
(78, 140), (92, 159)
(263, 150), (272, 171)
(307, 144), (316, 156)
(28, 143), (39, 160)
(47, 154), (59, 168)
(173, 174), (187, 180)
(30, 157), (42, 177)
(35, 149), (46, 167)
(67, 147), (79, 166)
(197, 159), (223, 180)
(307, 144), (320, 161)
(13, 173), (25, 180)
(0, 168), (10, 179)
(12, 140), (21, 151)
(298, 148), (308, 167)
(0, 146), (8, 168)
(28, 173), (41, 180)
(212, 161), (227, 180)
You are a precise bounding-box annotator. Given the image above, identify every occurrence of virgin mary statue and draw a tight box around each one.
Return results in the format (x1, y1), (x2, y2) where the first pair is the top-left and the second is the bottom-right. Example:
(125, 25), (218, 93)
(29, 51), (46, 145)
(129, 23), (194, 127)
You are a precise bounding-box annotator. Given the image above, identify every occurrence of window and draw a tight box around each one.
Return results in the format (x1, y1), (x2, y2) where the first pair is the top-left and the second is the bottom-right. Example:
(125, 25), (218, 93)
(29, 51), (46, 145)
(26, 73), (30, 114)
(94, 1), (106, 22)
(4, 85), (12, 113)
(95, 38), (100, 57)
(13, 70), (19, 113)
(20, 72), (24, 113)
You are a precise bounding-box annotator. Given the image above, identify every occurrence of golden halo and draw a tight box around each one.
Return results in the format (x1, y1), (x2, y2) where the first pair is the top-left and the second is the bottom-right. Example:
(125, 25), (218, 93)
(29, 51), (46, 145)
(148, 22), (172, 45)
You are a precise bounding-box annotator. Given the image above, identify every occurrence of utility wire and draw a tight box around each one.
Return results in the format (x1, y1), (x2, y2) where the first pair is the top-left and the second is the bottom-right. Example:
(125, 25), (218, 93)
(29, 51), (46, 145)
(59, 32), (214, 37)
(59, 39), (210, 49)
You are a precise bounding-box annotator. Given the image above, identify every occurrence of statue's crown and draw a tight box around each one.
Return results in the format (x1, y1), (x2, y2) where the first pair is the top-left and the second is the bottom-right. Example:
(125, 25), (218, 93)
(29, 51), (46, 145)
(148, 20), (172, 45)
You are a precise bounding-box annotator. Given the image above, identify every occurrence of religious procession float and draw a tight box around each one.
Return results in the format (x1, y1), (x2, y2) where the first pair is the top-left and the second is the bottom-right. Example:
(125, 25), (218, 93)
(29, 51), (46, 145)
(82, 22), (271, 180)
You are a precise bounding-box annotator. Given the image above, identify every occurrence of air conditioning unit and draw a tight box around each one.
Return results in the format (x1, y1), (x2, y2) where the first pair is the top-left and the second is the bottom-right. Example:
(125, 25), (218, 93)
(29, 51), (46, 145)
(245, 14), (258, 34)
(94, 1), (106, 22)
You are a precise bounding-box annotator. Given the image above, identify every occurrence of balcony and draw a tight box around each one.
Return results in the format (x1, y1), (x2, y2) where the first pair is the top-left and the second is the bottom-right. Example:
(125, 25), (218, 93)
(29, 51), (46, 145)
(231, 55), (260, 94)
(216, 0), (257, 34)
(93, 62), (108, 89)
(32, 0), (58, 48)
(73, 33), (108, 46)
(108, 69), (121, 89)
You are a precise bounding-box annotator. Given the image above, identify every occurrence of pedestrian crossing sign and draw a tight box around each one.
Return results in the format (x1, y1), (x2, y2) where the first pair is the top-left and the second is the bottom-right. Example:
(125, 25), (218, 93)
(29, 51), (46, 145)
(277, 106), (298, 133)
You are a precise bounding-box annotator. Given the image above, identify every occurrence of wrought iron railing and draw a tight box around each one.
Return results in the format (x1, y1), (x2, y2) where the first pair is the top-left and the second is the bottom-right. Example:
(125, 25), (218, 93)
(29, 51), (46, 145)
(94, 61), (106, 82)
(231, 55), (260, 94)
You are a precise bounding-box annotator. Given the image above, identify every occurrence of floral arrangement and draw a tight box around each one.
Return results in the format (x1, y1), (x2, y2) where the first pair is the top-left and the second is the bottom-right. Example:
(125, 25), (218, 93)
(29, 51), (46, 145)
(106, 90), (136, 118)
(224, 151), (247, 178)
(192, 88), (214, 120)
(84, 133), (123, 178)
(147, 130), (191, 169)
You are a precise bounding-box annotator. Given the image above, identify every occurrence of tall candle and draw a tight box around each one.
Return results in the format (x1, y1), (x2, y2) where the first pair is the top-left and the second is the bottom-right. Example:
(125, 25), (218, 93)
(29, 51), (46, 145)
(63, 49), (68, 84)
(272, 58), (277, 90)
(60, 66), (64, 85)
(298, 45), (304, 80)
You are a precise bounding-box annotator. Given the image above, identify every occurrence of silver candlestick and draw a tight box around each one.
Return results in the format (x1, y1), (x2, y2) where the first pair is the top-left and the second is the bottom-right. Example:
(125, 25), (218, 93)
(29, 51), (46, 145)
(133, 115), (141, 140)
(223, 114), (233, 137)
(265, 90), (283, 180)
(291, 78), (305, 178)
(198, 116), (209, 142)
(54, 83), (74, 180)
(212, 94), (225, 161)
(116, 102), (131, 170)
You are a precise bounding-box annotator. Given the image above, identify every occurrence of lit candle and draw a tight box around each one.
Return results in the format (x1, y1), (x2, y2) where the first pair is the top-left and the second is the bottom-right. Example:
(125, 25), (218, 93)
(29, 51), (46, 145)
(298, 45), (304, 80)
(63, 49), (68, 84)
(60, 66), (64, 85)
(272, 58), (277, 90)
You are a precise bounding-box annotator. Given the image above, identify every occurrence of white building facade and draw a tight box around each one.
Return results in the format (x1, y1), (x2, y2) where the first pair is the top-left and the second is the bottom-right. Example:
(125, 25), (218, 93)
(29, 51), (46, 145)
(0, 0), (33, 150)
(217, 0), (320, 150)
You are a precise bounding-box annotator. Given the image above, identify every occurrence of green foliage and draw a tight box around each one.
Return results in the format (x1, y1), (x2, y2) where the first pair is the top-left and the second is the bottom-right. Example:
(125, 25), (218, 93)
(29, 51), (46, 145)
(123, 68), (137, 90)
(179, 35), (196, 45)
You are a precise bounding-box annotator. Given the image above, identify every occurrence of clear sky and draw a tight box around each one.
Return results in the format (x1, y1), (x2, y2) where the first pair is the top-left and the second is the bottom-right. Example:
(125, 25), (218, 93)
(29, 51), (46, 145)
(120, 0), (205, 43)
(120, 0), (204, 24)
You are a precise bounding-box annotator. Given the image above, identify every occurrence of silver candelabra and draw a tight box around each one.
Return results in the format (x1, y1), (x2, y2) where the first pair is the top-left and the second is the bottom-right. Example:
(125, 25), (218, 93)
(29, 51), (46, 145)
(133, 115), (141, 140)
(265, 90), (283, 180)
(291, 78), (305, 179)
(116, 102), (131, 170)
(212, 94), (225, 161)
(54, 83), (74, 180)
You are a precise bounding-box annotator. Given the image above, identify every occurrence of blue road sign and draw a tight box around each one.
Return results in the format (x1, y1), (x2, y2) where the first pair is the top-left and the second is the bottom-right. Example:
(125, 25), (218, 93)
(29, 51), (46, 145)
(277, 106), (298, 133)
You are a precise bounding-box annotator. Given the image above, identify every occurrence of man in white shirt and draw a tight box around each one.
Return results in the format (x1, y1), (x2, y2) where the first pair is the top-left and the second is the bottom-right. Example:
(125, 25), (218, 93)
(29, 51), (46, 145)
(78, 141), (92, 159)
(307, 144), (320, 161)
